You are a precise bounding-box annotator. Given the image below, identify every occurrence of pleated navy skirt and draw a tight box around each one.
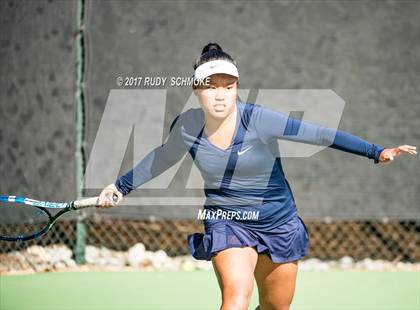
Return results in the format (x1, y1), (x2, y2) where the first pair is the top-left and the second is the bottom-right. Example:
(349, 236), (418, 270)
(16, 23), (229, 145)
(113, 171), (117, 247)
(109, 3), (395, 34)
(187, 213), (309, 263)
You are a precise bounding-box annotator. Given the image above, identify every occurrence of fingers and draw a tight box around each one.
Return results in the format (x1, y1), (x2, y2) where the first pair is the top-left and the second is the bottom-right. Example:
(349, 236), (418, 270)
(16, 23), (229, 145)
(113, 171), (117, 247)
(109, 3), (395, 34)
(115, 191), (123, 204)
(97, 193), (113, 208)
(97, 194), (116, 208)
(397, 145), (417, 155)
(105, 192), (121, 205)
(96, 184), (123, 209)
(380, 145), (417, 165)
(98, 191), (108, 206)
(399, 144), (417, 150)
(107, 190), (123, 205)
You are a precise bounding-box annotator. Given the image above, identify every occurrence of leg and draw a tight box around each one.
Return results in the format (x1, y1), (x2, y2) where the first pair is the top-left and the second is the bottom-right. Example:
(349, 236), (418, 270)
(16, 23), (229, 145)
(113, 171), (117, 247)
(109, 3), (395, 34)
(254, 254), (299, 310)
(212, 247), (258, 310)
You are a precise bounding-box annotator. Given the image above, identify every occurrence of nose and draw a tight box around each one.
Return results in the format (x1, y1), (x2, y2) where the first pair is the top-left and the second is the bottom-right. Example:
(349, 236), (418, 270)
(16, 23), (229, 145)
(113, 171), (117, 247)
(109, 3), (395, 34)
(215, 87), (226, 100)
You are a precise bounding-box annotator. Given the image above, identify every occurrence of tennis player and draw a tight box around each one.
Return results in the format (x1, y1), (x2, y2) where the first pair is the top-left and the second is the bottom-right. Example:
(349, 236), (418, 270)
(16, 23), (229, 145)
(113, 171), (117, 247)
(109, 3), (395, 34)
(98, 43), (417, 310)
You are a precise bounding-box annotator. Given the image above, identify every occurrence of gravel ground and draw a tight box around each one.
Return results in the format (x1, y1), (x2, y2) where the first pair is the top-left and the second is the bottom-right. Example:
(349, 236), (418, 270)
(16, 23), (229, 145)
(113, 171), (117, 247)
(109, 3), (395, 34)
(1, 244), (419, 275)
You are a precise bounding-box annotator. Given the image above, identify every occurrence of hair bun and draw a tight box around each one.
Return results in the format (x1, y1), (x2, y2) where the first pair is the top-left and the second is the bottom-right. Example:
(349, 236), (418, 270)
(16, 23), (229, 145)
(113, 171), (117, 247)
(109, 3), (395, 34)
(193, 42), (235, 70)
(201, 42), (223, 55)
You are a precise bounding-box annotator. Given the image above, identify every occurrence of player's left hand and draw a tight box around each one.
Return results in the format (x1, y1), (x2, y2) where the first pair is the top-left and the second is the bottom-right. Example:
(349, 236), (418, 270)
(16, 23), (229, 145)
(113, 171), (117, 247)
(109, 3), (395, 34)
(378, 145), (417, 165)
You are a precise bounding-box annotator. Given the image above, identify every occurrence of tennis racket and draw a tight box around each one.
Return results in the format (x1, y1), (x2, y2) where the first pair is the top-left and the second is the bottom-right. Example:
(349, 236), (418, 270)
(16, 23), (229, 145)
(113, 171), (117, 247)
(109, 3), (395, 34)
(0, 194), (117, 242)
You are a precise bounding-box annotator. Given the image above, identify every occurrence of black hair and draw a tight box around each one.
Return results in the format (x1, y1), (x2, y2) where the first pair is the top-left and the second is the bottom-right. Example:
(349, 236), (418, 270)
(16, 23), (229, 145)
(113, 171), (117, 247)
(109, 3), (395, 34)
(193, 42), (237, 69)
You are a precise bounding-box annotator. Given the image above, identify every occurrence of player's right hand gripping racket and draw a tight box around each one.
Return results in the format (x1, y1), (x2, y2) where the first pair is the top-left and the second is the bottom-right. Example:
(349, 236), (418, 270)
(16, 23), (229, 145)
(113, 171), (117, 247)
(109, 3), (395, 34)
(0, 194), (117, 242)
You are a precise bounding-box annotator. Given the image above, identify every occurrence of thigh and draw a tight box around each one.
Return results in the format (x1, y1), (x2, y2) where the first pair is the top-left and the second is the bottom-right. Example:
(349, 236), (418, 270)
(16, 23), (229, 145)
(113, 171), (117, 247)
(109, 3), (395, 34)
(254, 254), (299, 310)
(212, 247), (258, 303)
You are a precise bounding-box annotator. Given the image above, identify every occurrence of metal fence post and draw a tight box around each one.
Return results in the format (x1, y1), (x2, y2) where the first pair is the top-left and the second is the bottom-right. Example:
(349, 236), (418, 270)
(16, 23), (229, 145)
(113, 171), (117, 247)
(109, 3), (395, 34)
(74, 0), (87, 264)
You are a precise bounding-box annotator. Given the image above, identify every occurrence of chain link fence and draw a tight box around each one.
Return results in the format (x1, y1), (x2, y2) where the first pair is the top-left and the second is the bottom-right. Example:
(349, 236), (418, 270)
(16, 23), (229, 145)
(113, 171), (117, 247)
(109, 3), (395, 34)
(1, 216), (419, 272)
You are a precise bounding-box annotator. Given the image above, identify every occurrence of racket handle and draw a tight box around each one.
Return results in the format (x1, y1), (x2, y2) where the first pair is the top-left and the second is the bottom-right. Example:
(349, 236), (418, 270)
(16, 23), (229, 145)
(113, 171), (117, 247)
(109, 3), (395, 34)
(73, 193), (118, 209)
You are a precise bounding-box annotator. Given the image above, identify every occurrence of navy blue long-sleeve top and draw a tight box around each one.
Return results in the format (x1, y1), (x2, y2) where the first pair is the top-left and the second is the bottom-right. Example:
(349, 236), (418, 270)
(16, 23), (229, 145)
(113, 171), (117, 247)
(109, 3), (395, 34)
(114, 100), (384, 230)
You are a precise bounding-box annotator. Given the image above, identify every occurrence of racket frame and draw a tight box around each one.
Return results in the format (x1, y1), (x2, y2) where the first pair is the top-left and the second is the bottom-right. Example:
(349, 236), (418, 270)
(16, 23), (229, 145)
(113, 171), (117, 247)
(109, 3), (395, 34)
(0, 195), (112, 242)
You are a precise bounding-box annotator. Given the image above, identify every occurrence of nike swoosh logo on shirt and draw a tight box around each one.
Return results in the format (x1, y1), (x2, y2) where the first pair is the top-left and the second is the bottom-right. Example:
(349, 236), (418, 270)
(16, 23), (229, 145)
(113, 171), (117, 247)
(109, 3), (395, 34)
(237, 146), (253, 156)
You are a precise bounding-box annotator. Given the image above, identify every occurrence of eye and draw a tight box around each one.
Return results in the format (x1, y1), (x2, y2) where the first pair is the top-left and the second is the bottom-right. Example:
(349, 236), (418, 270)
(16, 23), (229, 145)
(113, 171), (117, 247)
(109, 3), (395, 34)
(227, 86), (233, 90)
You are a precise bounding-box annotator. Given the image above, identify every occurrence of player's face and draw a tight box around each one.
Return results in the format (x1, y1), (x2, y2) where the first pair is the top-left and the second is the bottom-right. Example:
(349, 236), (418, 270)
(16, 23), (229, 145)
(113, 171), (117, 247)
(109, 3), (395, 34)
(194, 74), (238, 120)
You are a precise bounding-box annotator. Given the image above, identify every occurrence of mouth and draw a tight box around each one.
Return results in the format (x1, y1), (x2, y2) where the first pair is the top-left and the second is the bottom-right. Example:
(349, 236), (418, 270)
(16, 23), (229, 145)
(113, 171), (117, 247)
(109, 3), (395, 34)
(213, 104), (226, 112)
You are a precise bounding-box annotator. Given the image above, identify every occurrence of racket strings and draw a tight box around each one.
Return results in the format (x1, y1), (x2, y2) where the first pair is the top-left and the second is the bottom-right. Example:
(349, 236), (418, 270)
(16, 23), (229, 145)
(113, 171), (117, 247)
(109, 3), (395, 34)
(0, 201), (50, 239)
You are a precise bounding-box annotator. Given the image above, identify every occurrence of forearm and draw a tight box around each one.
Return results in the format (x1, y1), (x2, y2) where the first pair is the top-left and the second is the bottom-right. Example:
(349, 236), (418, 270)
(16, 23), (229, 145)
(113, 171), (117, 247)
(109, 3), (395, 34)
(114, 148), (163, 196)
(282, 122), (384, 163)
(114, 143), (186, 196)
(114, 114), (188, 196)
(328, 129), (384, 163)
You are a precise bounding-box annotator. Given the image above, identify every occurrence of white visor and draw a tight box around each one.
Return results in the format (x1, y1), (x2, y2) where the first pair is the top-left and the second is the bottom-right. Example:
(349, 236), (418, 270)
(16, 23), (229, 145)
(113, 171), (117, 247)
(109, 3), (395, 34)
(194, 59), (239, 81)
